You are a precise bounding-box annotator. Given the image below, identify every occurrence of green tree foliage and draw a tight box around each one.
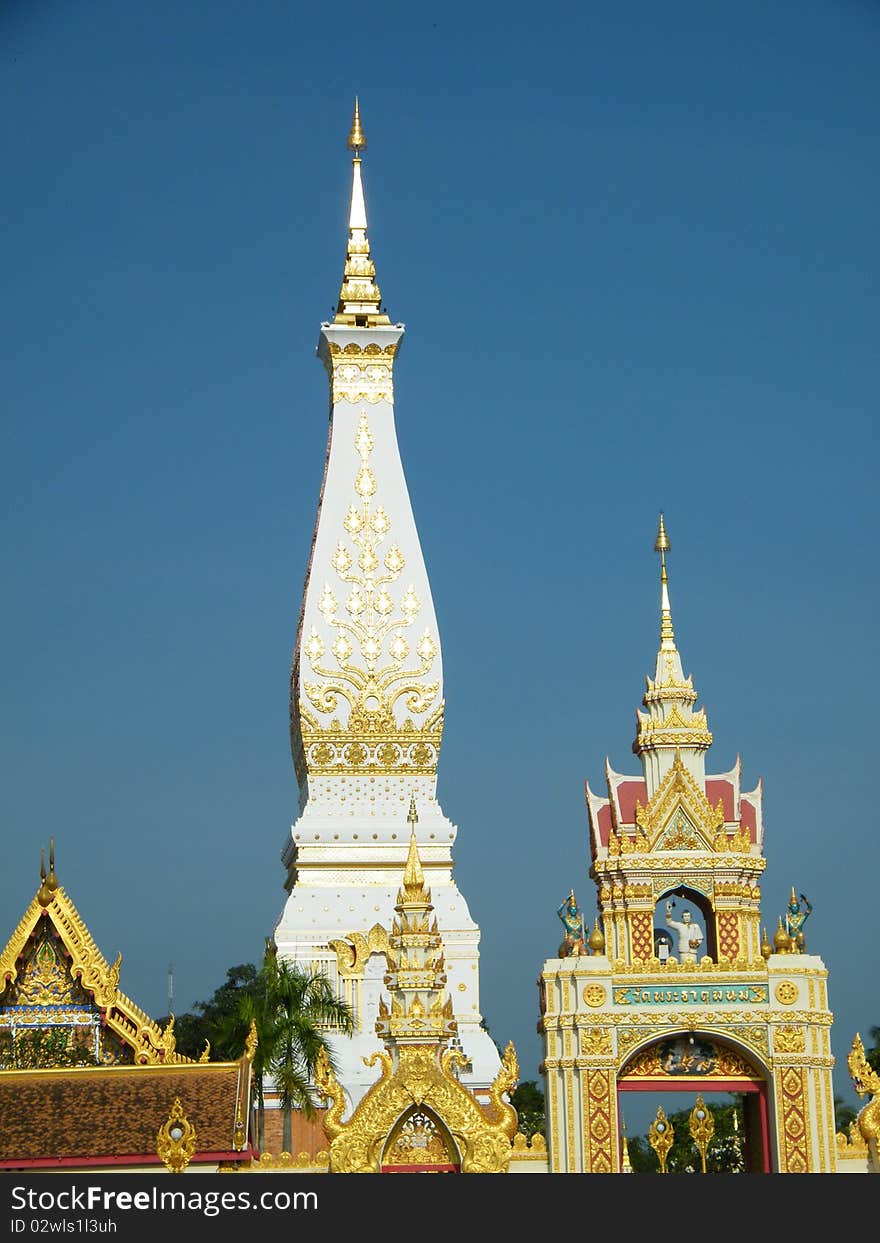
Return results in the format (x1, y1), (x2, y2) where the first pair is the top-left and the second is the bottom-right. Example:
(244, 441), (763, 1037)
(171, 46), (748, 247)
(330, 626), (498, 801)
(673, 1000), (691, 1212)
(0, 1028), (98, 1069)
(834, 1094), (858, 1134)
(626, 1097), (746, 1174)
(509, 1080), (546, 1139)
(167, 950), (354, 1153)
(262, 955), (355, 1153)
(156, 963), (261, 1060)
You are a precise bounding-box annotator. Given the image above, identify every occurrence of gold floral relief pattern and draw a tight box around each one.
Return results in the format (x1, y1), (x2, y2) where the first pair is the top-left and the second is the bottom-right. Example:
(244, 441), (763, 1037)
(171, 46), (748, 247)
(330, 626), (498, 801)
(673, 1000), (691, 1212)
(774, 1025), (806, 1054)
(580, 1028), (614, 1057)
(383, 1107), (458, 1166)
(777, 1066), (809, 1173)
(296, 411), (443, 778)
(582, 1069), (614, 1172)
(622, 1039), (762, 1081)
(323, 341), (397, 404)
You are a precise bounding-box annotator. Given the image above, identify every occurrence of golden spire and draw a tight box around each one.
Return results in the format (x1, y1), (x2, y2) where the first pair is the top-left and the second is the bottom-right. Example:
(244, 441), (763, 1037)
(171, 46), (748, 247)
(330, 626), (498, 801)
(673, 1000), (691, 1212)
(621, 1119), (633, 1173)
(655, 512), (675, 650)
(402, 796), (426, 897)
(377, 800), (455, 1047)
(334, 99), (390, 327)
(634, 513), (712, 762)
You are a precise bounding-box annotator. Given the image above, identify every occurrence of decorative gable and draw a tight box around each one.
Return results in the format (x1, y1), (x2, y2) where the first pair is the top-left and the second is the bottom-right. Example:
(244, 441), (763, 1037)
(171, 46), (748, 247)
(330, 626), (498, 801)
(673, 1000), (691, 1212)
(634, 752), (725, 850)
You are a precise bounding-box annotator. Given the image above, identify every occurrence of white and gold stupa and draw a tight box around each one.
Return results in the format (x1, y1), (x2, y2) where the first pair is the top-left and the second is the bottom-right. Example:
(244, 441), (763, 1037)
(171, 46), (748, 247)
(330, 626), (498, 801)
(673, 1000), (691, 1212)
(272, 102), (500, 1106)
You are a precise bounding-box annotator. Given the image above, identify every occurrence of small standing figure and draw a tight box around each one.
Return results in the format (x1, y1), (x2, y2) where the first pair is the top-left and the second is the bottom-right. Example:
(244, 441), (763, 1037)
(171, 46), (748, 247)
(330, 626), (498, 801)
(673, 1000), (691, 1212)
(665, 901), (704, 960)
(783, 888), (813, 951)
(557, 890), (587, 957)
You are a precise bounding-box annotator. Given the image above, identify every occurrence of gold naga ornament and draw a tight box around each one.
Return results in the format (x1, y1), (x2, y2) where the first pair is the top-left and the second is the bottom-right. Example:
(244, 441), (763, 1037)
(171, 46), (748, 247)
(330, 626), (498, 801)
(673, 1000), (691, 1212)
(848, 1032), (880, 1151)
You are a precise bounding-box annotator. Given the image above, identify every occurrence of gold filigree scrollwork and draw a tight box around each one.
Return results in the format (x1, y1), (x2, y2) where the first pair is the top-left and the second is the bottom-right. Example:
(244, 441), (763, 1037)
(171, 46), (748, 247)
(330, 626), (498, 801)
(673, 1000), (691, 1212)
(314, 1040), (519, 1174)
(777, 1066), (809, 1172)
(323, 341), (397, 404)
(580, 1027), (613, 1056)
(774, 1024), (806, 1054)
(648, 1106), (674, 1173)
(157, 1098), (197, 1173)
(296, 411), (444, 778)
(689, 1094), (715, 1172)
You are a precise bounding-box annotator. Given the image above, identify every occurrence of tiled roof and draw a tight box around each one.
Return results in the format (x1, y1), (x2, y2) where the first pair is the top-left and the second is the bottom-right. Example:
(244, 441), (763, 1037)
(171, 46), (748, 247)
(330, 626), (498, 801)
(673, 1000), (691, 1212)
(0, 1061), (251, 1168)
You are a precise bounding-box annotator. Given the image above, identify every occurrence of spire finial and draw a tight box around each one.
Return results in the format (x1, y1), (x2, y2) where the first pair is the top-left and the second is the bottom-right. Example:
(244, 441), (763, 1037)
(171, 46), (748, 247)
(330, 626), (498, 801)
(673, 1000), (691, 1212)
(334, 99), (390, 326)
(654, 512), (675, 649)
(37, 844), (53, 906)
(402, 797), (427, 896)
(346, 97), (366, 155)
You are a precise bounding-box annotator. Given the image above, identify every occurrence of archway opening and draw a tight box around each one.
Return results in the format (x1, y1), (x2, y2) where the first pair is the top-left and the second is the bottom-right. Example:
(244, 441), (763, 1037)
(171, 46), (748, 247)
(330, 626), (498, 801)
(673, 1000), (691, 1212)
(380, 1106), (460, 1173)
(618, 1035), (771, 1172)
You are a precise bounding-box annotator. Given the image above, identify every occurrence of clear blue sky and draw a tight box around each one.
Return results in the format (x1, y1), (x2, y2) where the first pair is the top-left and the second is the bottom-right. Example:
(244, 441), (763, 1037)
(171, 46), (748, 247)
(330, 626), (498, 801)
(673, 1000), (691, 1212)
(2, 0), (878, 1125)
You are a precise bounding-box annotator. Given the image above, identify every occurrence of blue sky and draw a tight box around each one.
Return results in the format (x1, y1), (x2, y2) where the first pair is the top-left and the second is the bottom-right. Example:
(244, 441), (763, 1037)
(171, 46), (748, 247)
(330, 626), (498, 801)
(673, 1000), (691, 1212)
(2, 0), (878, 1127)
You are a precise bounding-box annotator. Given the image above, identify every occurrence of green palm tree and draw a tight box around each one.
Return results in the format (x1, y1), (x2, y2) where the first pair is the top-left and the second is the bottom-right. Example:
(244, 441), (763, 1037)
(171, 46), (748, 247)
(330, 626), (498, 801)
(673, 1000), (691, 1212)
(267, 957), (354, 1154)
(220, 949), (353, 1154)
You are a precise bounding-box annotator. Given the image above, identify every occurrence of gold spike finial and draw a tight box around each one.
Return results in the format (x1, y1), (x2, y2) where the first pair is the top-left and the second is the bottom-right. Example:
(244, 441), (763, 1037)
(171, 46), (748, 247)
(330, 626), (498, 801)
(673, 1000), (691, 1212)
(654, 512), (675, 647)
(47, 837), (58, 891)
(346, 97), (366, 154)
(37, 844), (53, 907)
(402, 798), (427, 897)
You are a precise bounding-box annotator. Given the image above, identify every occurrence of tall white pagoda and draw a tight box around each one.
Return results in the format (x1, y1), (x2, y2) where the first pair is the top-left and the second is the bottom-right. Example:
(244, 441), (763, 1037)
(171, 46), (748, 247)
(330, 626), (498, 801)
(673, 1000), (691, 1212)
(272, 102), (500, 1107)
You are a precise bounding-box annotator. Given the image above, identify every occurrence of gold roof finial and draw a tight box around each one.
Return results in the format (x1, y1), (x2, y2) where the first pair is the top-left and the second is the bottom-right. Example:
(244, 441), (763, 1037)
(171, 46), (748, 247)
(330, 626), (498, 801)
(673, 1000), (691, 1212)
(401, 796), (429, 900)
(654, 511), (671, 559)
(346, 97), (366, 154)
(37, 845), (54, 907)
(47, 837), (58, 891)
(654, 512), (675, 649)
